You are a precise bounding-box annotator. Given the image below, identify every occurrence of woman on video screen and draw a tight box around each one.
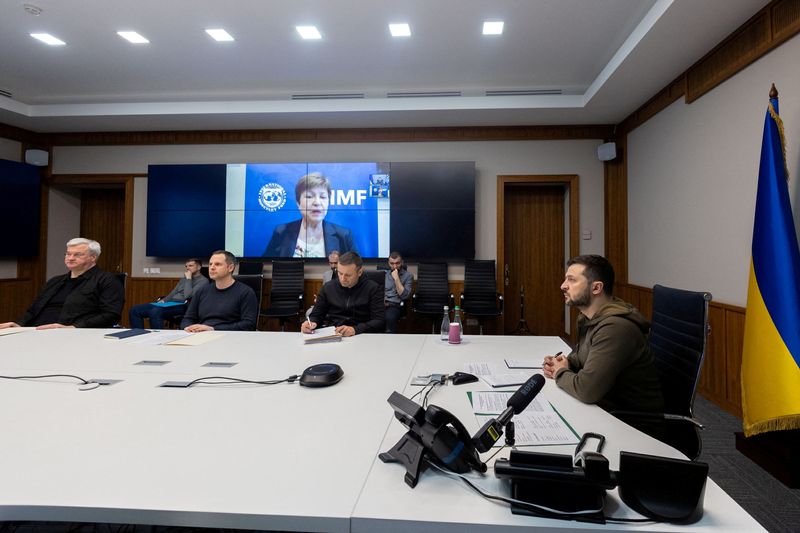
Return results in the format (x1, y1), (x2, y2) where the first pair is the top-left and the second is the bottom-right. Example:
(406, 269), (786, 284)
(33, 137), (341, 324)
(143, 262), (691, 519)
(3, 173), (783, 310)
(263, 173), (356, 258)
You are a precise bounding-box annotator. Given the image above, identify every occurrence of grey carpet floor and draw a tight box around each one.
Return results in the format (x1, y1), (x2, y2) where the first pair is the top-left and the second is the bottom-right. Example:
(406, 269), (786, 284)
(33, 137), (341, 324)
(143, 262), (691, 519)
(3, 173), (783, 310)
(694, 394), (800, 532)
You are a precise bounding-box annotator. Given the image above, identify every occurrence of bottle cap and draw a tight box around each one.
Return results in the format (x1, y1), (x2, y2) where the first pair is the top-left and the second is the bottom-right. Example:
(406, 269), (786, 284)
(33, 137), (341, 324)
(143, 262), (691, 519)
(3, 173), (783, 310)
(443, 305), (449, 311)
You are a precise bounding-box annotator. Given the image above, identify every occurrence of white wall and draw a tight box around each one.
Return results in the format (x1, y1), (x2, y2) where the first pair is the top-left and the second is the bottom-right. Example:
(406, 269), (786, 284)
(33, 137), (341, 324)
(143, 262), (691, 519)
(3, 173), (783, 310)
(46, 187), (81, 278)
(0, 138), (22, 278)
(53, 139), (606, 278)
(628, 34), (800, 306)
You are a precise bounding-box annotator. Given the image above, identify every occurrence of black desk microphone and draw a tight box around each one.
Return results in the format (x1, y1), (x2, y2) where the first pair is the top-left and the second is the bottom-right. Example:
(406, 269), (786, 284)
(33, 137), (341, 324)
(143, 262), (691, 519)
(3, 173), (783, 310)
(472, 374), (546, 453)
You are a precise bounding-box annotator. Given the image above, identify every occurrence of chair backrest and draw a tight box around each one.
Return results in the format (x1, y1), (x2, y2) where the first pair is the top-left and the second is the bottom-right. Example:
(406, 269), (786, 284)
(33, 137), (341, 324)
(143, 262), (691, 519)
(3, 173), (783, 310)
(200, 266), (210, 280)
(269, 260), (305, 311)
(233, 274), (263, 305)
(114, 272), (128, 291)
(462, 260), (497, 309)
(363, 269), (386, 288)
(414, 262), (450, 313)
(649, 284), (712, 417)
(238, 261), (264, 275)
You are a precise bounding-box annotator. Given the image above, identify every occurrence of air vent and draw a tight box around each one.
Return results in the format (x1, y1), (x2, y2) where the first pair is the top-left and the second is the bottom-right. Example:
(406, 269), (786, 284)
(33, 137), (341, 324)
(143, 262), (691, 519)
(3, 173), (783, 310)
(386, 91), (462, 98)
(485, 89), (563, 96)
(0, 89), (12, 98)
(291, 93), (365, 100)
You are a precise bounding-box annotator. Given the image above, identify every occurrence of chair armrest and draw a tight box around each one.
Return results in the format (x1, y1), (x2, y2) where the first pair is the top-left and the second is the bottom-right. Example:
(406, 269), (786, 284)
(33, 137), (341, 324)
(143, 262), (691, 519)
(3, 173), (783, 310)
(611, 410), (704, 429)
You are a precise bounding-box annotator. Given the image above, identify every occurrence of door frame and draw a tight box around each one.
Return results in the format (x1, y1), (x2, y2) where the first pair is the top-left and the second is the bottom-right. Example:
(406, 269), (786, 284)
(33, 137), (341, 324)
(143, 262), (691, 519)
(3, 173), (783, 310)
(496, 174), (580, 335)
(41, 174), (136, 286)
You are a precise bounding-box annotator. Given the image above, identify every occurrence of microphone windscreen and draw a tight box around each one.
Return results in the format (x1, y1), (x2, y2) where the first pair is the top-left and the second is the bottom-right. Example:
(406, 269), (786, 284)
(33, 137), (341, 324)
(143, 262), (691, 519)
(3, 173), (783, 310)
(507, 374), (546, 414)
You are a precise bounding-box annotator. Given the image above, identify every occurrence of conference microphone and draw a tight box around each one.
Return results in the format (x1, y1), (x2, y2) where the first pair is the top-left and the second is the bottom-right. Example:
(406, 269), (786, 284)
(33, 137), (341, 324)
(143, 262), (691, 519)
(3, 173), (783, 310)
(472, 374), (546, 453)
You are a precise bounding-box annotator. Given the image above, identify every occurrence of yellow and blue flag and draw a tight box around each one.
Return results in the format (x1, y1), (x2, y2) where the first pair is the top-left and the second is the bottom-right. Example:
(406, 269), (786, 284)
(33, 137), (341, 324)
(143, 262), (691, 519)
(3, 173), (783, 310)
(741, 88), (800, 437)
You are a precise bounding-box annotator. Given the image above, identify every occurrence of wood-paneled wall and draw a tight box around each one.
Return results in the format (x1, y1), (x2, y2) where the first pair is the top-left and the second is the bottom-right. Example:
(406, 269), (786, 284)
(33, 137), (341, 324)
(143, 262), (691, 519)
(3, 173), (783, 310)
(123, 277), (498, 334)
(0, 279), (37, 322)
(616, 282), (746, 418)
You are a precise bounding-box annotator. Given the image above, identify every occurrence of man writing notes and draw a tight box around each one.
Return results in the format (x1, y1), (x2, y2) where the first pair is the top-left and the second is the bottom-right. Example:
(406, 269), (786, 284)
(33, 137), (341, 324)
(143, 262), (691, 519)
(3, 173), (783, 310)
(383, 251), (413, 333)
(128, 258), (208, 329)
(302, 252), (384, 337)
(0, 238), (124, 329)
(180, 251), (258, 332)
(542, 255), (664, 414)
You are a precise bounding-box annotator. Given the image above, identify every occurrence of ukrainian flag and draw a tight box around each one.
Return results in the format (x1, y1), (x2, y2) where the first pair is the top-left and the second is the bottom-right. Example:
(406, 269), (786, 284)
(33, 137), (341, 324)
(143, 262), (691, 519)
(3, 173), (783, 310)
(741, 87), (800, 437)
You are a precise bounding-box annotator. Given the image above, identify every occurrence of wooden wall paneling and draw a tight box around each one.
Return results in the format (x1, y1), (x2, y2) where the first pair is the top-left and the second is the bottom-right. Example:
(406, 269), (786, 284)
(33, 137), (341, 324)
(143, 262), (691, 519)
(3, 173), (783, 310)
(686, 11), (771, 103)
(699, 304), (728, 406)
(604, 136), (628, 283)
(771, 0), (800, 43)
(0, 280), (36, 322)
(724, 308), (746, 418)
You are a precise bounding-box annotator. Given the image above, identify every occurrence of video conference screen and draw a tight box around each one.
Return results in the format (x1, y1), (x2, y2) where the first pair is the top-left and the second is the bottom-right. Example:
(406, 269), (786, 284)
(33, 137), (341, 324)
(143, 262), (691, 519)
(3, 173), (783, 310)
(146, 161), (474, 260)
(0, 158), (41, 257)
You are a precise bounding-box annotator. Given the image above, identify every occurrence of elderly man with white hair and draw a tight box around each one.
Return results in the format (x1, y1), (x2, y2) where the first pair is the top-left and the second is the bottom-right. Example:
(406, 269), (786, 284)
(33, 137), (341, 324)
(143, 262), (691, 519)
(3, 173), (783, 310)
(0, 237), (124, 329)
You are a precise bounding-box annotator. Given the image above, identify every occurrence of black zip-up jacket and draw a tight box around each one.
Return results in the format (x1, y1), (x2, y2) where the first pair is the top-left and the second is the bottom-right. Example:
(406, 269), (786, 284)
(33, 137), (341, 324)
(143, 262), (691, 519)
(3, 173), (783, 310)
(18, 266), (124, 328)
(309, 275), (385, 334)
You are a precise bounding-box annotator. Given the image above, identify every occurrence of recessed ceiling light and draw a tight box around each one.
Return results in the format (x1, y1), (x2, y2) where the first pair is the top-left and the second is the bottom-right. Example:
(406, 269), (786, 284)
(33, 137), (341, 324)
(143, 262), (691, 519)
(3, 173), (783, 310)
(389, 23), (411, 37)
(296, 25), (322, 40)
(205, 28), (234, 42)
(482, 21), (504, 35)
(117, 31), (149, 44)
(30, 33), (65, 46)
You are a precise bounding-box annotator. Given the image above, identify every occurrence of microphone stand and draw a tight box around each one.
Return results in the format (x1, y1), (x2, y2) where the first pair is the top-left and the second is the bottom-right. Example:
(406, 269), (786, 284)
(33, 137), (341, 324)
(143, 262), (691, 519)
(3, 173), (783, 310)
(514, 285), (531, 335)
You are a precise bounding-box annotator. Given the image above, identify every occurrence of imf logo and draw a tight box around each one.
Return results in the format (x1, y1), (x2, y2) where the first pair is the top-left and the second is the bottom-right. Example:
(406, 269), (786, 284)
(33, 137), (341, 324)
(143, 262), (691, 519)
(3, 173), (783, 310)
(258, 183), (287, 212)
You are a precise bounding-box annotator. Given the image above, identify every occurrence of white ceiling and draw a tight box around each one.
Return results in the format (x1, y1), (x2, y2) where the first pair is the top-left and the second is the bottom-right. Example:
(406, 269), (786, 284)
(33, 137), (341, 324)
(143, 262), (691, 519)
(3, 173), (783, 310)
(0, 0), (768, 133)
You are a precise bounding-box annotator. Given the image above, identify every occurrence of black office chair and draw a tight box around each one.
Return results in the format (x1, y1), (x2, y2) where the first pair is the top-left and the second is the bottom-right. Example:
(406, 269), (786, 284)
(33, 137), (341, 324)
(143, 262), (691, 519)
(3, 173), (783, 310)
(460, 259), (504, 335)
(412, 262), (453, 333)
(613, 284), (712, 460)
(233, 274), (264, 331)
(363, 269), (386, 287)
(112, 272), (128, 328)
(260, 259), (305, 331)
(238, 261), (264, 275)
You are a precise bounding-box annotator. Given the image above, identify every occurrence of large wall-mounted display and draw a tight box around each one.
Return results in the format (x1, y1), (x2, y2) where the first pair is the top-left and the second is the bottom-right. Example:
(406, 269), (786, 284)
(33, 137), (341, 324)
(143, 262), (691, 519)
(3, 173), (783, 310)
(0, 158), (41, 257)
(146, 161), (475, 260)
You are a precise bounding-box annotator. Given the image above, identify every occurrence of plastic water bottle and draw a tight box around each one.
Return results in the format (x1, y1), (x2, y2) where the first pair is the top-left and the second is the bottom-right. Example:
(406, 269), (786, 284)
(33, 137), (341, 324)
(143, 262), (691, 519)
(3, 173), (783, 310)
(452, 305), (463, 341)
(440, 305), (450, 340)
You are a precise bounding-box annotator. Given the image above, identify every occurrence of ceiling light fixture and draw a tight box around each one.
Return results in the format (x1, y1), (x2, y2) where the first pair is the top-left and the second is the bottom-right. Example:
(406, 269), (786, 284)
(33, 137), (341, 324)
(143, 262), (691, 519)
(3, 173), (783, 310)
(389, 23), (411, 37)
(30, 33), (65, 46)
(296, 25), (322, 40)
(482, 21), (504, 35)
(117, 31), (149, 44)
(205, 28), (234, 42)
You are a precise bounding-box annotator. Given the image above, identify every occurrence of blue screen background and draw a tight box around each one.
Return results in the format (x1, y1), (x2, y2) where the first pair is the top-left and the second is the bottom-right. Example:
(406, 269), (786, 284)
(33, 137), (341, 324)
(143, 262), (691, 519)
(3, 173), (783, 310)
(242, 162), (385, 258)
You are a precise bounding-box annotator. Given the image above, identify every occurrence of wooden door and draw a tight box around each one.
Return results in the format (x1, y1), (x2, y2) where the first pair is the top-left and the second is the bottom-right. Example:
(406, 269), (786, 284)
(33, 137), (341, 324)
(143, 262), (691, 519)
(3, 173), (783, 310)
(80, 188), (125, 273)
(497, 175), (579, 337)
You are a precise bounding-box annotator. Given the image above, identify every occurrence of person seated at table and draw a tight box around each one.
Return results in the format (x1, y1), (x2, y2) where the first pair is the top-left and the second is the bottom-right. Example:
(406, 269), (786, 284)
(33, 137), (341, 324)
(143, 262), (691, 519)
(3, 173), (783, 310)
(542, 255), (664, 414)
(180, 251), (258, 332)
(302, 251), (384, 337)
(383, 251), (413, 333)
(0, 237), (124, 329)
(128, 258), (209, 329)
(322, 250), (340, 284)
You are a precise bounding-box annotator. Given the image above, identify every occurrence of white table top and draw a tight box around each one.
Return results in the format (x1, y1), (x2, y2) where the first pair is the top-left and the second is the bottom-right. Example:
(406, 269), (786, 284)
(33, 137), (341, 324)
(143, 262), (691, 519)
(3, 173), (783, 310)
(351, 335), (766, 533)
(0, 330), (764, 532)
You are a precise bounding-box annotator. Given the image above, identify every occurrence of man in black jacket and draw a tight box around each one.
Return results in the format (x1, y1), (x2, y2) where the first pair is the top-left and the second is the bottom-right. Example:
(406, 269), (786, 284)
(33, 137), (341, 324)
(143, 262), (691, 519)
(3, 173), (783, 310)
(0, 238), (124, 329)
(302, 252), (384, 336)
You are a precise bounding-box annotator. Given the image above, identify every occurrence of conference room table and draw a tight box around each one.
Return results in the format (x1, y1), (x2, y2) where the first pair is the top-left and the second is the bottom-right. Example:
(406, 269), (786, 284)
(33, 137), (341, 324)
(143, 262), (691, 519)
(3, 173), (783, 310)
(0, 329), (764, 532)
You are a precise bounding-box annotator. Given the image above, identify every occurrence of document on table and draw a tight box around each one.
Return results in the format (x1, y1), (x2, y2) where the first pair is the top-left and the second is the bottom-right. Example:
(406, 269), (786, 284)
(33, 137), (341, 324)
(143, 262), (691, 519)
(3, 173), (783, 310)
(165, 331), (224, 345)
(463, 361), (538, 388)
(504, 358), (544, 369)
(127, 330), (223, 346)
(0, 327), (37, 336)
(470, 390), (579, 446)
(302, 326), (342, 344)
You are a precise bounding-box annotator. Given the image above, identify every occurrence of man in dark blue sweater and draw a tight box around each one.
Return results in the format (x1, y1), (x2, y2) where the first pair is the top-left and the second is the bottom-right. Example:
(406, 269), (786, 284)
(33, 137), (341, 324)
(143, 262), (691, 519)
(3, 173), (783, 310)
(302, 252), (384, 336)
(180, 251), (258, 331)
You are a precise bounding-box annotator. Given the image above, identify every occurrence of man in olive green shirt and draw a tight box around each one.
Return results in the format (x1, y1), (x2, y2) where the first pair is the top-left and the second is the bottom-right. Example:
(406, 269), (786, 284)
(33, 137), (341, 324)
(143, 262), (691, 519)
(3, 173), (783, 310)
(543, 255), (664, 414)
